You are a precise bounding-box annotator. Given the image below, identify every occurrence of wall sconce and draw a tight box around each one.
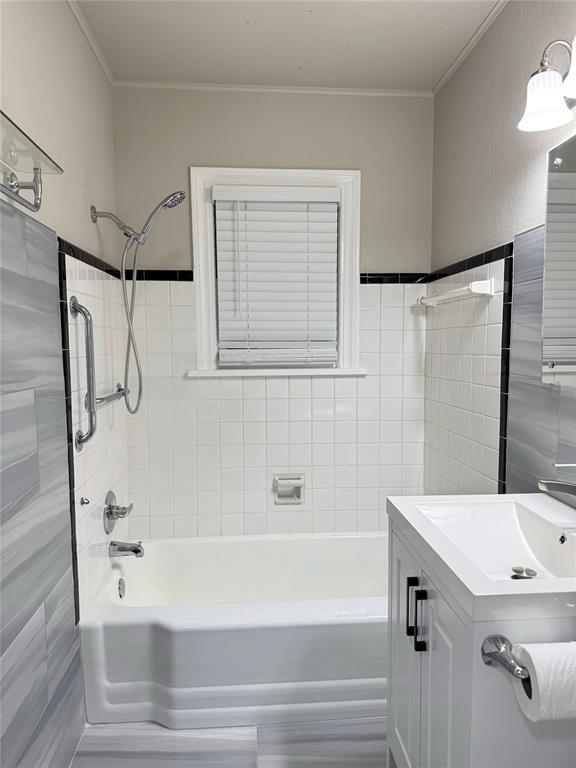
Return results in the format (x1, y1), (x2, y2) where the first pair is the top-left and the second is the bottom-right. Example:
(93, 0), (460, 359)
(518, 36), (576, 132)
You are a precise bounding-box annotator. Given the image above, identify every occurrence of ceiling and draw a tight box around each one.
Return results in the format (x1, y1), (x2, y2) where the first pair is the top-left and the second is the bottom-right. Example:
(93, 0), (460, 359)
(76, 0), (504, 92)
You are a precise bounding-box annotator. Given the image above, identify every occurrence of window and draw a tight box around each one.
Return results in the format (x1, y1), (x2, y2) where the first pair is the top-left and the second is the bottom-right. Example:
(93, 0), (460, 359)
(190, 168), (361, 376)
(214, 187), (339, 368)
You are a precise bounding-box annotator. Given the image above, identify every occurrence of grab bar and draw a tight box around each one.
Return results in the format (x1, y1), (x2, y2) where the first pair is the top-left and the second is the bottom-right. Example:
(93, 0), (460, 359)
(69, 296), (96, 451)
(94, 384), (128, 407)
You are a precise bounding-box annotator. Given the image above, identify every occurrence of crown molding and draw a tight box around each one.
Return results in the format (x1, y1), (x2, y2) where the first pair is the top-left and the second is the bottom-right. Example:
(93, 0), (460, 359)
(433, 0), (508, 95)
(67, 0), (114, 84)
(67, 0), (504, 100)
(64, 1), (432, 98)
(113, 80), (433, 98)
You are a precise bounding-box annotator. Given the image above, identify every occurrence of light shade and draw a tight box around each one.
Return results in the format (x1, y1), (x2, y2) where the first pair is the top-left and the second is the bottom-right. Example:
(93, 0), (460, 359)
(563, 34), (576, 99)
(518, 68), (574, 132)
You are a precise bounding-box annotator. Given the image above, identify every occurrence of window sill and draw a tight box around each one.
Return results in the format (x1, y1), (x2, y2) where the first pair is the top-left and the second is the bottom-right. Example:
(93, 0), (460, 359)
(185, 368), (368, 379)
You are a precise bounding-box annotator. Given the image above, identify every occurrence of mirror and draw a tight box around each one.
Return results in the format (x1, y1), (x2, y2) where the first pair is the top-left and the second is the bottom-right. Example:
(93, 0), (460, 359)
(542, 134), (576, 388)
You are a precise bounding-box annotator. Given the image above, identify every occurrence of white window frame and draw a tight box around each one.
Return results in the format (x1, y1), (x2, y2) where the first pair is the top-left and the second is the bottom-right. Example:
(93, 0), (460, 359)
(190, 167), (362, 377)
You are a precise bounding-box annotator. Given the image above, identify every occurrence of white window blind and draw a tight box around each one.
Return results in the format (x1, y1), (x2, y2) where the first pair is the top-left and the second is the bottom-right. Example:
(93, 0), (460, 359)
(213, 187), (339, 368)
(543, 172), (576, 364)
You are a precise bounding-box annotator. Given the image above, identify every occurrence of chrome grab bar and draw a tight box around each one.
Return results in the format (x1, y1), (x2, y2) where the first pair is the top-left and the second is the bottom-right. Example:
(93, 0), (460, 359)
(93, 384), (128, 407)
(69, 296), (96, 451)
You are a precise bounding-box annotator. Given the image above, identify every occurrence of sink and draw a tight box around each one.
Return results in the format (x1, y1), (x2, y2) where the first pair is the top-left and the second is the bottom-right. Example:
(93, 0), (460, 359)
(387, 493), (576, 606)
(413, 500), (576, 580)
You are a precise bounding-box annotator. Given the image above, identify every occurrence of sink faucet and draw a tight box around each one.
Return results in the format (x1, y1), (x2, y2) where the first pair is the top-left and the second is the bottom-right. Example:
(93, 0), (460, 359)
(109, 540), (144, 558)
(538, 479), (576, 496)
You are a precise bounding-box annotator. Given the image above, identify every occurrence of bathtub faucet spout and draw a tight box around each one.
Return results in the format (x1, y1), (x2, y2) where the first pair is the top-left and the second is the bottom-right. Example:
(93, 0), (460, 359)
(109, 540), (144, 558)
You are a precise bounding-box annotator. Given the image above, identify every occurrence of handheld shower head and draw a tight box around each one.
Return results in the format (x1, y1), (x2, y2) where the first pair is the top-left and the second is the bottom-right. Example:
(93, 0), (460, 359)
(90, 190), (186, 417)
(90, 191), (186, 247)
(164, 191), (186, 208)
(137, 191), (186, 245)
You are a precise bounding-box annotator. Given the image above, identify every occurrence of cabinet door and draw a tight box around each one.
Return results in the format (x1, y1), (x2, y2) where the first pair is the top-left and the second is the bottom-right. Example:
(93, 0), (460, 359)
(389, 534), (422, 768)
(418, 573), (469, 768)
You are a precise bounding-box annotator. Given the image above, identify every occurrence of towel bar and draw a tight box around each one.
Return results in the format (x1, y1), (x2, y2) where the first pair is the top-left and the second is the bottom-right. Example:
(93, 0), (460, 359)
(417, 278), (494, 307)
(481, 634), (530, 679)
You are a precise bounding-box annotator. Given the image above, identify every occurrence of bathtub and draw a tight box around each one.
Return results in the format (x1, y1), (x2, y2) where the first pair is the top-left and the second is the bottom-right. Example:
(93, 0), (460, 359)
(81, 533), (388, 729)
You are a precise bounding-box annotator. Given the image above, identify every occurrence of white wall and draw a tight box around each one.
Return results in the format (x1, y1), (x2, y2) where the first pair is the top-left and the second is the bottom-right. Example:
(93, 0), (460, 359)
(112, 87), (433, 273)
(432, 1), (576, 269)
(0, 1), (118, 261)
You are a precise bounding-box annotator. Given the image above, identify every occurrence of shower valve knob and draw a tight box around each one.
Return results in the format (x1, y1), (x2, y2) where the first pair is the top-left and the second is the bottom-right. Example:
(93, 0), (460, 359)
(104, 490), (134, 523)
(106, 502), (134, 520)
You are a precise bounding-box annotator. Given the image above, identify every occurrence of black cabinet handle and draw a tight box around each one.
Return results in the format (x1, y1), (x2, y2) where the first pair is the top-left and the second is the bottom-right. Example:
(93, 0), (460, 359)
(405, 576), (419, 636)
(414, 589), (428, 652)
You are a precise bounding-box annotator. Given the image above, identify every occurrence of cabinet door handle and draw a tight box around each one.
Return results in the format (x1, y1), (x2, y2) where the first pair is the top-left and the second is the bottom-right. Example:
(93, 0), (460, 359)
(414, 589), (428, 652)
(405, 576), (419, 636)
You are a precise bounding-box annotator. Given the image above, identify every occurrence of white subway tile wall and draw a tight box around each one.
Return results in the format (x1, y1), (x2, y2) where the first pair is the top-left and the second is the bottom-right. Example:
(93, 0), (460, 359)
(424, 260), (504, 494)
(126, 282), (427, 539)
(66, 256), (130, 613)
(64, 253), (511, 609)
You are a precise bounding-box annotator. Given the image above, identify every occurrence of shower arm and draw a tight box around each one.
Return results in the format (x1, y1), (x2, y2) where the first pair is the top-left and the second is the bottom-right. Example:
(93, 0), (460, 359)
(90, 206), (139, 242)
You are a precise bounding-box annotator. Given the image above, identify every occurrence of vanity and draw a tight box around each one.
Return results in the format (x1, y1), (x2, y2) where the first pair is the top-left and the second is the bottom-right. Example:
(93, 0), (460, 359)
(387, 493), (576, 768)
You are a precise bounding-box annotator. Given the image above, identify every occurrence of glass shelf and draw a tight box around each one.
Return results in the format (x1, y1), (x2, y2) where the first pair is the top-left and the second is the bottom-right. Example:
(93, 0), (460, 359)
(0, 110), (63, 175)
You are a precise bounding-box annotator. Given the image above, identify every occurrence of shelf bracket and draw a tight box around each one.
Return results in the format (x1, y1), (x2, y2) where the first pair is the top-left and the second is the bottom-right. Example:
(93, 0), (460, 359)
(1, 167), (43, 212)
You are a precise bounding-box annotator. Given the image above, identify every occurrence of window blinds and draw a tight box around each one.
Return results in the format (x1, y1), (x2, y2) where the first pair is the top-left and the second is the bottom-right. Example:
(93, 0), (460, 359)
(213, 187), (339, 368)
(543, 172), (576, 364)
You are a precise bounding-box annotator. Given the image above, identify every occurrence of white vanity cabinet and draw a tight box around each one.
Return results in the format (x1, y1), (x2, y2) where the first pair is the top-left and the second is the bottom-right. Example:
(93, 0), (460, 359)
(388, 531), (471, 768)
(387, 495), (576, 768)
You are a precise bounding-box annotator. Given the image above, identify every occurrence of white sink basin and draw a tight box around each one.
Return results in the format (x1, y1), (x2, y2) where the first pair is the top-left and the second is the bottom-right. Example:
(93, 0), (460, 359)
(387, 493), (576, 610)
(414, 500), (576, 580)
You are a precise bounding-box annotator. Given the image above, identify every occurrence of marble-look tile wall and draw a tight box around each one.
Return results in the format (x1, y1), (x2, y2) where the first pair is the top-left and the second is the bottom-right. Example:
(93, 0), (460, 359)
(424, 260), (505, 494)
(65, 255), (130, 612)
(507, 227), (576, 509)
(124, 281), (427, 539)
(0, 202), (84, 768)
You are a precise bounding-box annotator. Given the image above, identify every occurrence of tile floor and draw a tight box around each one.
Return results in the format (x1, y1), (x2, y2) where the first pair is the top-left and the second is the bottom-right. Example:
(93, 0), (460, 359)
(70, 717), (388, 767)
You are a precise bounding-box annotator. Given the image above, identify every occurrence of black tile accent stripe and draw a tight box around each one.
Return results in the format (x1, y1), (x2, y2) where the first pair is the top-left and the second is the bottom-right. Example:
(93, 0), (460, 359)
(57, 246), (80, 625)
(498, 253), (514, 494)
(124, 269), (194, 281)
(61, 236), (513, 286)
(58, 238), (194, 281)
(59, 238), (121, 279)
(360, 273), (428, 284)
(425, 243), (513, 284)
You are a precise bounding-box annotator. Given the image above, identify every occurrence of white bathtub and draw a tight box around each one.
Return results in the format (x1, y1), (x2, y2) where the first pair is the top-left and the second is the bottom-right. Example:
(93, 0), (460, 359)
(81, 533), (388, 729)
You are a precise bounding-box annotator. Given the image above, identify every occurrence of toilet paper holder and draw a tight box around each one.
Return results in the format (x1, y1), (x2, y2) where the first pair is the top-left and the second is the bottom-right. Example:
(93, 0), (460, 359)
(481, 635), (530, 680)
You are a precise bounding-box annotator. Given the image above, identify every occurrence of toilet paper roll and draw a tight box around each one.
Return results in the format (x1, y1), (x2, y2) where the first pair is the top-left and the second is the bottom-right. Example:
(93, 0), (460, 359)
(512, 642), (576, 722)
